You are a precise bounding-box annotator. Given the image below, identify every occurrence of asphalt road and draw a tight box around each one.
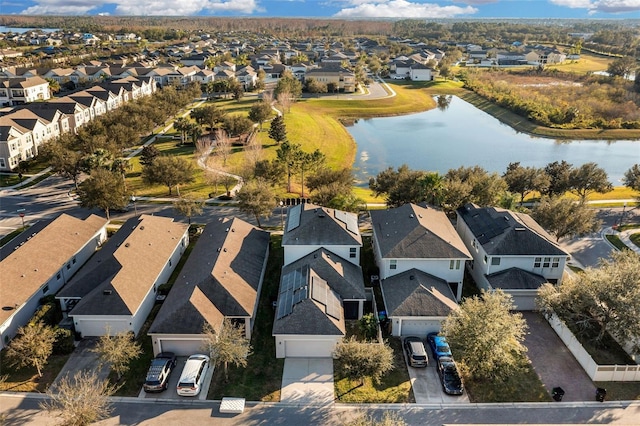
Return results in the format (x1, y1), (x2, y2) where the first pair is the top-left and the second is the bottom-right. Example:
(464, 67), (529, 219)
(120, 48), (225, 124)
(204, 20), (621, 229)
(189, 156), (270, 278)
(2, 393), (640, 425)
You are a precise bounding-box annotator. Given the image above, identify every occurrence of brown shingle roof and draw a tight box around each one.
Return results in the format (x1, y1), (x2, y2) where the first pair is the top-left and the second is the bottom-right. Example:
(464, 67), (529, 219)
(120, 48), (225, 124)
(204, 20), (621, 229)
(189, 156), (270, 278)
(282, 203), (362, 247)
(0, 214), (106, 325)
(381, 269), (458, 317)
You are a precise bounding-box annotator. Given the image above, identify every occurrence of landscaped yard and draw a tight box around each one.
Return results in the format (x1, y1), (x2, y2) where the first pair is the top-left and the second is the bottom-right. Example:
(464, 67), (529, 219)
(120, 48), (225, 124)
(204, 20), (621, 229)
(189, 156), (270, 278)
(0, 352), (70, 393)
(463, 361), (552, 403)
(593, 382), (640, 401)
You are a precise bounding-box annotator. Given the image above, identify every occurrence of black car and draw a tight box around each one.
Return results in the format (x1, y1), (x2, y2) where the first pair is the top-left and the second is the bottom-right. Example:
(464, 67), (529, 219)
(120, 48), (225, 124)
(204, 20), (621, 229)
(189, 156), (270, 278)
(143, 352), (177, 392)
(437, 356), (464, 395)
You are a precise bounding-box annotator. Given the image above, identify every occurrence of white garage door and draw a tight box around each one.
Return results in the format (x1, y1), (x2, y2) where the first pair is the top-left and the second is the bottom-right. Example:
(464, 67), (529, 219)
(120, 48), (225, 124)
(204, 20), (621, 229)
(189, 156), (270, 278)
(75, 319), (128, 337)
(158, 339), (205, 356)
(400, 319), (441, 337)
(510, 295), (536, 311)
(285, 340), (334, 358)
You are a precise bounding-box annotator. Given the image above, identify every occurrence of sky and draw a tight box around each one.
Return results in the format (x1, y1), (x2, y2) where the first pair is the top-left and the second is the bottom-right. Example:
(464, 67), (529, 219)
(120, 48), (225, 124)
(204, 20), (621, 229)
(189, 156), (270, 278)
(0, 0), (639, 20)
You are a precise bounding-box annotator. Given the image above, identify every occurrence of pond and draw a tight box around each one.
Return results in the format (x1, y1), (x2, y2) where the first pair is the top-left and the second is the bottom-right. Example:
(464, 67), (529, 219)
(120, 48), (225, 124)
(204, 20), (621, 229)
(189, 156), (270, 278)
(347, 96), (638, 187)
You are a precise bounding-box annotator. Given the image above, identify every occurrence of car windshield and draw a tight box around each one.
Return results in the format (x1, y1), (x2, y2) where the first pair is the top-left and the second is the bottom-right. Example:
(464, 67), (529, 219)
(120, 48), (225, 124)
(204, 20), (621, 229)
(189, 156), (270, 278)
(146, 380), (161, 386)
(178, 382), (194, 387)
(413, 355), (427, 360)
(437, 344), (450, 353)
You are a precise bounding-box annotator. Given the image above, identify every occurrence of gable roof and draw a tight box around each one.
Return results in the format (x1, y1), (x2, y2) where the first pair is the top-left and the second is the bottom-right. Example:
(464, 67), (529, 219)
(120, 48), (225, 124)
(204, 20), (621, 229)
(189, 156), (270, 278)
(149, 217), (269, 335)
(0, 214), (106, 325)
(282, 203), (362, 247)
(381, 269), (458, 318)
(457, 204), (568, 256)
(371, 203), (471, 260)
(67, 215), (188, 316)
(486, 267), (548, 290)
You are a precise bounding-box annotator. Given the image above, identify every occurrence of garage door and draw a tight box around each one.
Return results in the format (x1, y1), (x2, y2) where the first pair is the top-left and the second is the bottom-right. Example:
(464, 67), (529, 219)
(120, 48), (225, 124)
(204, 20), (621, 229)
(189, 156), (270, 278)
(510, 295), (536, 311)
(158, 339), (205, 356)
(400, 319), (441, 337)
(285, 340), (334, 358)
(75, 319), (128, 337)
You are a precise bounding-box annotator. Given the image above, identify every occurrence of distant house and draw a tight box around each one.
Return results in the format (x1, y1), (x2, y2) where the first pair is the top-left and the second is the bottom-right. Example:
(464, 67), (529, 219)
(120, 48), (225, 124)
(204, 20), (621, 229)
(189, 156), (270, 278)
(304, 66), (356, 92)
(456, 204), (570, 310)
(273, 247), (366, 358)
(0, 214), (107, 349)
(57, 215), (189, 337)
(149, 217), (269, 356)
(282, 203), (362, 267)
(0, 76), (51, 106)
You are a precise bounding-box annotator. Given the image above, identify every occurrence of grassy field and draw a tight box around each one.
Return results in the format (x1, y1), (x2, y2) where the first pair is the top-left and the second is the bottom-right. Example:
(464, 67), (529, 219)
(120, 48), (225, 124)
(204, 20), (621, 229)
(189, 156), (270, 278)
(544, 52), (613, 74)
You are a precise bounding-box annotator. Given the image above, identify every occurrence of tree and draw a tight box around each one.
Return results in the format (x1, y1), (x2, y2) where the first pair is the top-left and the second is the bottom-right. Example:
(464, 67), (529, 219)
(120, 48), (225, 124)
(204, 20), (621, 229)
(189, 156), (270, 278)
(568, 162), (613, 203)
(142, 155), (195, 195)
(277, 92), (293, 115)
(40, 135), (84, 190)
(222, 115), (253, 139)
(538, 250), (640, 352)
(308, 168), (354, 206)
(92, 329), (141, 381)
(190, 105), (226, 130)
(41, 370), (118, 426)
(253, 159), (284, 187)
(543, 160), (572, 197)
(139, 145), (160, 167)
(532, 196), (601, 241)
(299, 149), (326, 197)
(305, 77), (328, 96)
(214, 129), (233, 167)
(502, 162), (550, 204)
(248, 101), (273, 130)
(173, 117), (190, 145)
(268, 114), (287, 144)
(230, 79), (244, 101)
(111, 158), (132, 189)
(276, 141), (302, 193)
(622, 164), (640, 192)
(236, 178), (276, 228)
(441, 290), (528, 382)
(6, 322), (57, 378)
(78, 168), (127, 220)
(607, 56), (636, 79)
(274, 70), (302, 99)
(202, 319), (251, 382)
(333, 337), (394, 385)
(441, 178), (473, 213)
(173, 196), (204, 225)
(369, 165), (427, 207)
(445, 166), (507, 207)
(420, 172), (445, 206)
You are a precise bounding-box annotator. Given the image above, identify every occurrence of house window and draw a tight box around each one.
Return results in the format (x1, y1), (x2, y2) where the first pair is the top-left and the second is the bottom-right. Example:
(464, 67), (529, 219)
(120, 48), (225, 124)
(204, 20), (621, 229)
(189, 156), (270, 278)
(390, 259), (397, 270)
(449, 260), (455, 270)
(534, 257), (541, 268)
(0, 158), (5, 168)
(42, 284), (49, 294)
(57, 272), (61, 280)
(491, 257), (501, 266)
(169, 259), (172, 267)
(456, 260), (461, 269)
(543, 257), (551, 268)
(552, 257), (559, 268)
(483, 255), (487, 264)
(72, 257), (76, 264)
(66, 263), (71, 270)
(349, 247), (356, 258)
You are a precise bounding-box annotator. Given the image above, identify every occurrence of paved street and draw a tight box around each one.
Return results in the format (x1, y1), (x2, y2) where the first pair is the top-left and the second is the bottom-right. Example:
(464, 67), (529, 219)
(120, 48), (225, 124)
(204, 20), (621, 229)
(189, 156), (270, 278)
(2, 392), (640, 425)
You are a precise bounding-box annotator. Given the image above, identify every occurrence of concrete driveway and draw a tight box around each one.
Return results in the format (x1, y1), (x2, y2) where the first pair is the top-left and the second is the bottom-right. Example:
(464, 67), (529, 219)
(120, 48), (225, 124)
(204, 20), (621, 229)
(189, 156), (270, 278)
(403, 339), (470, 404)
(138, 356), (214, 401)
(52, 338), (110, 388)
(522, 311), (596, 402)
(280, 358), (334, 405)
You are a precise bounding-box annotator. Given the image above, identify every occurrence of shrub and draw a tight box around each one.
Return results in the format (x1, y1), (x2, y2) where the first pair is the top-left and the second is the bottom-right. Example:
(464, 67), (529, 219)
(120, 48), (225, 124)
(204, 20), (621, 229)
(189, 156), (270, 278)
(358, 313), (379, 341)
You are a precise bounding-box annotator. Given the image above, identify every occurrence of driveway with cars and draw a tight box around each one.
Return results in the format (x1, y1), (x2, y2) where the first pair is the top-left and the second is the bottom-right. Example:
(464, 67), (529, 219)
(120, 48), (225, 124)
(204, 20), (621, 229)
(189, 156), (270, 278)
(138, 356), (214, 401)
(402, 337), (470, 404)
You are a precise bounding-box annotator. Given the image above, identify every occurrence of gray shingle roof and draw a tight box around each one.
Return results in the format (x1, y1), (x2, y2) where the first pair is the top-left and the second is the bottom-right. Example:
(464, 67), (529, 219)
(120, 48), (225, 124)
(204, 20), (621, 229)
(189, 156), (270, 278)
(370, 203), (470, 259)
(457, 204), (568, 256)
(486, 267), (547, 290)
(282, 203), (361, 247)
(149, 217), (269, 335)
(381, 269), (458, 318)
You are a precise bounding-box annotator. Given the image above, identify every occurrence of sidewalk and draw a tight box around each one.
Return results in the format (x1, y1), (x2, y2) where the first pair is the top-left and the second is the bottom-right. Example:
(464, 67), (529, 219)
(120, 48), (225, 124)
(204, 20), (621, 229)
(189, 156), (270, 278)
(605, 227), (640, 254)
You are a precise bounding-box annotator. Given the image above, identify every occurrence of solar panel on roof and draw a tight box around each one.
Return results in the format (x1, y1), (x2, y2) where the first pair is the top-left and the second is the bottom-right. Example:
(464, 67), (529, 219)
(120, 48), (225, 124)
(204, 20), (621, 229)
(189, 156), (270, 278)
(276, 266), (308, 319)
(311, 277), (328, 306)
(326, 292), (342, 320)
(286, 204), (302, 232)
(334, 210), (347, 224)
(345, 214), (359, 234)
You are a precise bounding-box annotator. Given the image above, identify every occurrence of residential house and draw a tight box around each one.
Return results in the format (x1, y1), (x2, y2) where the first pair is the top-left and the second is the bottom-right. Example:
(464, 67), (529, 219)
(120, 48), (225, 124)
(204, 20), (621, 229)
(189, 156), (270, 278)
(0, 76), (51, 106)
(456, 204), (570, 310)
(0, 214), (107, 349)
(282, 203), (362, 267)
(304, 66), (356, 92)
(370, 203), (471, 300)
(149, 217), (269, 356)
(409, 63), (433, 81)
(273, 247), (366, 358)
(381, 268), (459, 336)
(57, 215), (189, 337)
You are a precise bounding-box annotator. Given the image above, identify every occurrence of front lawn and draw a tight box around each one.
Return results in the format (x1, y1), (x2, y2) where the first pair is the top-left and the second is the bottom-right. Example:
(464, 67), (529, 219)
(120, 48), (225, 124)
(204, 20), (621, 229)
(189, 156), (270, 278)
(593, 382), (640, 400)
(334, 336), (413, 403)
(0, 352), (70, 393)
(207, 235), (284, 401)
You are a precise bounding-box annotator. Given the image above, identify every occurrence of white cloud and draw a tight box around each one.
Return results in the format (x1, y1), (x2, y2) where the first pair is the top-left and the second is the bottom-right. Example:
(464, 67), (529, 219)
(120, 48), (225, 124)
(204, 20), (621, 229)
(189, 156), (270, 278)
(21, 0), (262, 15)
(334, 0), (477, 17)
(550, 0), (640, 12)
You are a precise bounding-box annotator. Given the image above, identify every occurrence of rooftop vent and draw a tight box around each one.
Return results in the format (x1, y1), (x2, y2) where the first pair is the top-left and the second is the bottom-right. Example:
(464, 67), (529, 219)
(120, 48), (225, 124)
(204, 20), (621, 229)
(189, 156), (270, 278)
(409, 214), (414, 218)
(515, 227), (526, 231)
(409, 275), (415, 280)
(103, 289), (112, 295)
(140, 226), (145, 230)
(125, 242), (130, 247)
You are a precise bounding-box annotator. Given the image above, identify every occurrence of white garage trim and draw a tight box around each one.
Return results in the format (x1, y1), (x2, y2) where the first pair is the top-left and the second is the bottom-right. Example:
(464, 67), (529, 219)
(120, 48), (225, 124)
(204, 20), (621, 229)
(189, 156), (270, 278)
(74, 318), (130, 337)
(275, 335), (341, 358)
(157, 339), (205, 356)
(391, 317), (443, 337)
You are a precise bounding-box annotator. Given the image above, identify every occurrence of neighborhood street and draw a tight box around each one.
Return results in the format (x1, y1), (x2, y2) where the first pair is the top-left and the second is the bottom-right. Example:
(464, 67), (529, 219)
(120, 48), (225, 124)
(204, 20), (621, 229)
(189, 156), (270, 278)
(2, 392), (640, 425)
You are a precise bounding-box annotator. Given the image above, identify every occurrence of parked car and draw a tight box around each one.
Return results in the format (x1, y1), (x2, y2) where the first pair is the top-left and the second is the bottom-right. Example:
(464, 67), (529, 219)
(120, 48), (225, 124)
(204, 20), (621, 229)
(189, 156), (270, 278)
(176, 354), (210, 397)
(143, 352), (177, 393)
(427, 332), (452, 360)
(403, 336), (428, 368)
(437, 356), (464, 395)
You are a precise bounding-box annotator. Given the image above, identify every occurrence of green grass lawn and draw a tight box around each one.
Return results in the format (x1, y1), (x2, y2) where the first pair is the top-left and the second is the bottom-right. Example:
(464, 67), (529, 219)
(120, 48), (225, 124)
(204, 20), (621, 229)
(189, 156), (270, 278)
(593, 382), (640, 400)
(618, 223), (640, 232)
(629, 233), (640, 249)
(0, 351), (70, 393)
(207, 235), (284, 401)
(606, 234), (629, 251)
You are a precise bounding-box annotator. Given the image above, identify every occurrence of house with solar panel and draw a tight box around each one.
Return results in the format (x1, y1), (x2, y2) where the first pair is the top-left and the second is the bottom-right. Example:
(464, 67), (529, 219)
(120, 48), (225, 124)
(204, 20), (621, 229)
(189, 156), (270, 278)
(148, 217), (269, 356)
(369, 203), (471, 336)
(456, 204), (570, 310)
(273, 204), (366, 358)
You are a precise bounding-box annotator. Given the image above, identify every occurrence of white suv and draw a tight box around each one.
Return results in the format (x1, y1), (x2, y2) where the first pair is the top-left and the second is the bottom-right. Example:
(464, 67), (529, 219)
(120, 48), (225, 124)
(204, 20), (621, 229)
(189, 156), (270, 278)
(176, 354), (210, 396)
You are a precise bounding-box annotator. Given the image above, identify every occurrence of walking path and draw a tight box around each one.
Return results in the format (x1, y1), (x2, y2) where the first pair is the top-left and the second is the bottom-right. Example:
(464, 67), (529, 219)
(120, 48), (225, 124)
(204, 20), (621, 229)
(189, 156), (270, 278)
(603, 227), (640, 254)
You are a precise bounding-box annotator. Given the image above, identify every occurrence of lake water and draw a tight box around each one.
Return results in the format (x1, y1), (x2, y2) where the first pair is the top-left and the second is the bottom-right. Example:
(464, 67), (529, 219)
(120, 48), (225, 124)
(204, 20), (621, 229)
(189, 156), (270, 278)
(0, 27), (59, 33)
(347, 96), (639, 186)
